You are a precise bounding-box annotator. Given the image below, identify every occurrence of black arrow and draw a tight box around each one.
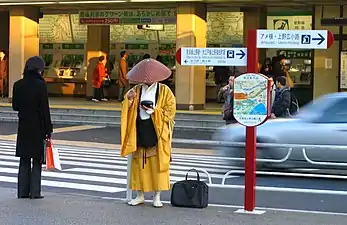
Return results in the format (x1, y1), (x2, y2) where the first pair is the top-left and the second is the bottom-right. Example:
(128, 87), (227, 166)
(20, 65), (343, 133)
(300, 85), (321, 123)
(236, 50), (246, 59)
(184, 60), (188, 63)
(312, 33), (325, 45)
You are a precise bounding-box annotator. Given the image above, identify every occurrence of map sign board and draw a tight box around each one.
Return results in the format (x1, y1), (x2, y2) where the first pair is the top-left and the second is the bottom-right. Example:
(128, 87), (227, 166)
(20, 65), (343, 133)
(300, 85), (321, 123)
(233, 73), (271, 127)
(178, 47), (247, 66)
(256, 29), (328, 49)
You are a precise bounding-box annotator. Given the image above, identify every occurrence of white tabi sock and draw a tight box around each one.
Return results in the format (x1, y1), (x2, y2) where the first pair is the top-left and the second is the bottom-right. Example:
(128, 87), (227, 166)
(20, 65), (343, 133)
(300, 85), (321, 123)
(153, 192), (163, 208)
(128, 191), (145, 206)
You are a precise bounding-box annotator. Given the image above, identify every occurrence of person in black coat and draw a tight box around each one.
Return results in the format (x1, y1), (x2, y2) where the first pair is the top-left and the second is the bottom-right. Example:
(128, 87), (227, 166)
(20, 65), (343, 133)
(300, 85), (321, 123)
(12, 56), (53, 199)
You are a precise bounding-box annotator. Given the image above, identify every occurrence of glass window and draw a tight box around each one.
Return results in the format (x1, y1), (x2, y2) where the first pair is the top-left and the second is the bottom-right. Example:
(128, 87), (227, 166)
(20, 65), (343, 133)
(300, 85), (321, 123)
(316, 98), (347, 123)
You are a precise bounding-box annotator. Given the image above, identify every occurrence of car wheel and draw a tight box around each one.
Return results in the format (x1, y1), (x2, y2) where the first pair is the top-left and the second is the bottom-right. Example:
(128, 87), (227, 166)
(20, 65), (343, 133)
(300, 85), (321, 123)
(222, 146), (269, 170)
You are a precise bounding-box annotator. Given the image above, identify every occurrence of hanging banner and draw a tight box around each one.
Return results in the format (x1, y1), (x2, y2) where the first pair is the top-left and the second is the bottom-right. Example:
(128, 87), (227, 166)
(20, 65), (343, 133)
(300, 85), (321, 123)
(79, 9), (176, 25)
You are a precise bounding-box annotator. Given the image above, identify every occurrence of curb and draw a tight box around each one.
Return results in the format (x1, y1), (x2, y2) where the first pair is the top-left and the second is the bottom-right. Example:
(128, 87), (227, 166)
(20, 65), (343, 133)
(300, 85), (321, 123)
(0, 117), (221, 132)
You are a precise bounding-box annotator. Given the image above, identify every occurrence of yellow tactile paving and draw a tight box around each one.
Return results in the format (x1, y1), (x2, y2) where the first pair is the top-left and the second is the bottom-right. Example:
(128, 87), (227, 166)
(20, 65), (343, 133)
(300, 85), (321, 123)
(0, 98), (222, 115)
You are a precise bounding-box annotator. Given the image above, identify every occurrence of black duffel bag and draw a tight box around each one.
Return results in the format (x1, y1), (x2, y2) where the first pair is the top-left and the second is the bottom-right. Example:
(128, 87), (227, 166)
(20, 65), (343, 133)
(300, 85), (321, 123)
(170, 169), (209, 208)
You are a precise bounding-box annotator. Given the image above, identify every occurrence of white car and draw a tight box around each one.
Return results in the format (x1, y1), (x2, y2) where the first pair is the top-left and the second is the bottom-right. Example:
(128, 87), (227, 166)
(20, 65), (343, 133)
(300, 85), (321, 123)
(213, 92), (347, 170)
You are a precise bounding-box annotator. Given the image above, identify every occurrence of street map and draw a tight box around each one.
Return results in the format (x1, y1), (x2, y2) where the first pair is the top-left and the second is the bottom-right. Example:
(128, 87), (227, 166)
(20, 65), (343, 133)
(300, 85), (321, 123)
(233, 73), (269, 126)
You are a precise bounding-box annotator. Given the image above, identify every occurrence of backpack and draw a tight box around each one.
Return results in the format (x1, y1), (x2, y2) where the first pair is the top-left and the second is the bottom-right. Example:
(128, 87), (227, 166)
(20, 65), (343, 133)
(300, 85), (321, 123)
(280, 89), (299, 116)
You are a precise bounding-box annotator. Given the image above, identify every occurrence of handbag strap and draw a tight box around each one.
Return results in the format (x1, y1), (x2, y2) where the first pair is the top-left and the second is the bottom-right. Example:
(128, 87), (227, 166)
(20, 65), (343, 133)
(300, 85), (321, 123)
(185, 169), (200, 181)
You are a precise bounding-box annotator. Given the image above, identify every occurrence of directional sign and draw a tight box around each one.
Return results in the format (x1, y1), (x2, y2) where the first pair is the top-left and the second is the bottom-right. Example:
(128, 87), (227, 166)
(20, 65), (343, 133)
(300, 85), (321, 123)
(176, 47), (247, 66)
(256, 30), (333, 49)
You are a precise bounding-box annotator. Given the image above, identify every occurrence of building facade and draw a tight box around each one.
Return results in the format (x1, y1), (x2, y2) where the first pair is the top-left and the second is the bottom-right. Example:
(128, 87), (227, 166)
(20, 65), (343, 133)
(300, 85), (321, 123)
(0, 0), (346, 109)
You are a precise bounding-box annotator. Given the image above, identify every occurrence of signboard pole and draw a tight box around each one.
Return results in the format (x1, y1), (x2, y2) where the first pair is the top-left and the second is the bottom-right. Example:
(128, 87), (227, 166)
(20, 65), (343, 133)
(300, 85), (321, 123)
(244, 29), (258, 212)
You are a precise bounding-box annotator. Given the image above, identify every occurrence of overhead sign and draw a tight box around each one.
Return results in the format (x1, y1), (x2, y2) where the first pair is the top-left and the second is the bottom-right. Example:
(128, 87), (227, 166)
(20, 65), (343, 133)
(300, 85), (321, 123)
(176, 47), (247, 66)
(79, 9), (176, 25)
(256, 29), (330, 49)
(233, 73), (271, 127)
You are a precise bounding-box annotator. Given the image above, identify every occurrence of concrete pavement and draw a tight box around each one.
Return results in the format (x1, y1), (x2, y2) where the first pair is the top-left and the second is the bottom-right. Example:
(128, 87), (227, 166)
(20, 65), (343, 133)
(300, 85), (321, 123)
(0, 187), (346, 225)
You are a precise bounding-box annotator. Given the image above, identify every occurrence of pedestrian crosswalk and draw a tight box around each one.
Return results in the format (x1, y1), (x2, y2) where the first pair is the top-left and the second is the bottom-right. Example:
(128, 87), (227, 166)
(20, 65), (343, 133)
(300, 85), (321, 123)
(0, 141), (238, 195)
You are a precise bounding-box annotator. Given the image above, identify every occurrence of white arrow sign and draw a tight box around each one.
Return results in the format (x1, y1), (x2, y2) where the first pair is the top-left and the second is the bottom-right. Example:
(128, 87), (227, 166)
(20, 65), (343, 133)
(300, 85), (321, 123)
(180, 47), (247, 66)
(256, 30), (328, 49)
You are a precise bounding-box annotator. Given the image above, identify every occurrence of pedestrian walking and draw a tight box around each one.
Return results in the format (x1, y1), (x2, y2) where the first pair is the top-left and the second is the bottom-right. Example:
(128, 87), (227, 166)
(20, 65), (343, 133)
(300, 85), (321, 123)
(121, 58), (176, 208)
(12, 56), (53, 199)
(92, 55), (108, 102)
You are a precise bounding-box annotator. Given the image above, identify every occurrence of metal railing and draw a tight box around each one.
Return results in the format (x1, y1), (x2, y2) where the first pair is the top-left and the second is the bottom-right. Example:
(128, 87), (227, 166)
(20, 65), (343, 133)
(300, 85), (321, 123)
(126, 139), (347, 201)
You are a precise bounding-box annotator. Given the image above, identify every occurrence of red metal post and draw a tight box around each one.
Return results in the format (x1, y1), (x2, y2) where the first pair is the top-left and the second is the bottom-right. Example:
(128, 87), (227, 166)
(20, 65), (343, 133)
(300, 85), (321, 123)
(244, 29), (258, 212)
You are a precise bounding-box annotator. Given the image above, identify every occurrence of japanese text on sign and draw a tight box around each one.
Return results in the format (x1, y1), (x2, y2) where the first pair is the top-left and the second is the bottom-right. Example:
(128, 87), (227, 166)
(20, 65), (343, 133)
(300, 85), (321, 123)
(256, 30), (328, 49)
(180, 47), (247, 66)
(79, 9), (176, 25)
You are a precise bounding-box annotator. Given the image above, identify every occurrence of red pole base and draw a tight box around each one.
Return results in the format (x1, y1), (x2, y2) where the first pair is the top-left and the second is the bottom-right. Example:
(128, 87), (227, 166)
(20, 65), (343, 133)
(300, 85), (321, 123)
(244, 126), (256, 211)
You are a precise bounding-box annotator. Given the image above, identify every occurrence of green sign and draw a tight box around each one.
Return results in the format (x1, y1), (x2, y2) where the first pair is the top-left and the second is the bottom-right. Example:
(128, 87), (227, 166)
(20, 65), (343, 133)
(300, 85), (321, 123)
(62, 44), (85, 50)
(208, 44), (220, 47)
(277, 50), (312, 59)
(159, 44), (174, 51)
(42, 43), (53, 49)
(125, 44), (148, 50)
(79, 9), (176, 25)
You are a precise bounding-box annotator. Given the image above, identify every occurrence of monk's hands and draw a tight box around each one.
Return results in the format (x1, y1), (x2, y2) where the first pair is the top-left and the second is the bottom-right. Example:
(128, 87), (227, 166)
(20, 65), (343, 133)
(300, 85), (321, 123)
(127, 90), (136, 100)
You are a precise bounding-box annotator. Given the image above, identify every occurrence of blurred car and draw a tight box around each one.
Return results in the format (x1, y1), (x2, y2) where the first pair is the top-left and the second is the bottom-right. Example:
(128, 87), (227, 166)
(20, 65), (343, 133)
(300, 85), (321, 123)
(213, 92), (347, 170)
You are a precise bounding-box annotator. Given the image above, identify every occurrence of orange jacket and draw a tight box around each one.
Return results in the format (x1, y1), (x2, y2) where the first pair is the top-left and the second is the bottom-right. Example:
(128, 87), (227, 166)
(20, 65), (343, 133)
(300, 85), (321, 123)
(92, 62), (106, 88)
(118, 58), (128, 87)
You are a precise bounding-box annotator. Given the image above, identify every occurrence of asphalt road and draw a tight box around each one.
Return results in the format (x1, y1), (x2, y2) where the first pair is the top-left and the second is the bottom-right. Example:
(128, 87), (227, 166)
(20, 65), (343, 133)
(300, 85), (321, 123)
(1, 188), (346, 225)
(2, 122), (347, 215)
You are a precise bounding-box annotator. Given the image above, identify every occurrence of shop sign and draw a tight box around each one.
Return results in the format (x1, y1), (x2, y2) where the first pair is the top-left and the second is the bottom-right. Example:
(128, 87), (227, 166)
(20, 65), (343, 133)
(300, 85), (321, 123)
(159, 44), (175, 51)
(276, 50), (312, 59)
(159, 44), (175, 54)
(178, 47), (247, 66)
(125, 44), (148, 50)
(62, 43), (85, 50)
(233, 73), (270, 127)
(79, 9), (176, 25)
(42, 43), (53, 50)
(256, 29), (328, 49)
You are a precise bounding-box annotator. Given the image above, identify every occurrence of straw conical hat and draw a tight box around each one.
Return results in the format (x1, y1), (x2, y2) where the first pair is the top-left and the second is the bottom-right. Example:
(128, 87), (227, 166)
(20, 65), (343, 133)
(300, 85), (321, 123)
(127, 59), (171, 83)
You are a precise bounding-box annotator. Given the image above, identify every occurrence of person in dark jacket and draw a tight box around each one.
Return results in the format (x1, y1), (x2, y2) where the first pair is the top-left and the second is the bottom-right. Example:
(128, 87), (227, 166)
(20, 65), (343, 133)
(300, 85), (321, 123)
(12, 56), (53, 199)
(260, 57), (273, 77)
(271, 76), (291, 119)
(272, 55), (286, 81)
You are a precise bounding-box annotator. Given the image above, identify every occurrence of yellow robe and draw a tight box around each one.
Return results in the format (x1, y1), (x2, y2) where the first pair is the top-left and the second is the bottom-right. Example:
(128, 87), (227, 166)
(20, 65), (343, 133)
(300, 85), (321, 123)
(121, 83), (176, 192)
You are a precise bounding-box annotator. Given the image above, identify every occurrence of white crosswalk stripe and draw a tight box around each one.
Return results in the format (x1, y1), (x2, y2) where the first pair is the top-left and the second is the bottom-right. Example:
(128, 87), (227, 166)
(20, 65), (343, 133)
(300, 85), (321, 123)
(0, 141), (238, 195)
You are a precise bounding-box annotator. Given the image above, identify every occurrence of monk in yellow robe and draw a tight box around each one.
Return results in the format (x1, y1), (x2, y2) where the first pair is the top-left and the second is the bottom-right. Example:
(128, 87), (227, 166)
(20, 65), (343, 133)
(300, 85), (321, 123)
(120, 59), (176, 208)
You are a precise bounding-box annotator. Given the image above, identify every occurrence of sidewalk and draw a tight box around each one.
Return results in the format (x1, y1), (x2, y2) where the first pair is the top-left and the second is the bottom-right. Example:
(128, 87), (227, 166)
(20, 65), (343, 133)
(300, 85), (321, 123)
(0, 187), (345, 225)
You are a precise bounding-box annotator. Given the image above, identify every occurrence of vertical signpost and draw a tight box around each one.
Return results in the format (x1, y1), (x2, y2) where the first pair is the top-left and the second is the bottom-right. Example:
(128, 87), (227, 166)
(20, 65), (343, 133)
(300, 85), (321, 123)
(234, 29), (334, 214)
